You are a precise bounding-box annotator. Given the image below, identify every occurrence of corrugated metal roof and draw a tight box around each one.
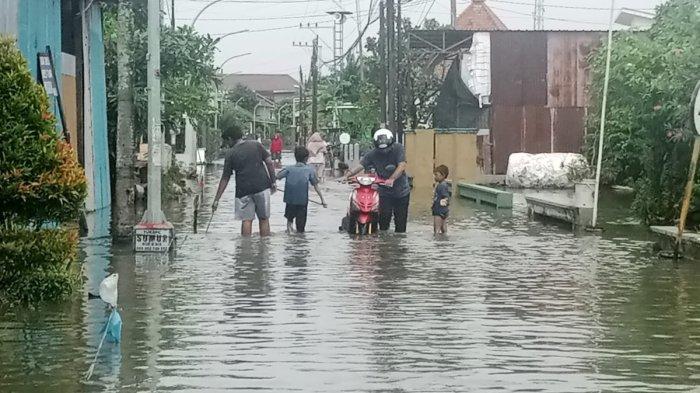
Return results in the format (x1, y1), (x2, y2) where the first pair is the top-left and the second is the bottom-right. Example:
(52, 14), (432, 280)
(220, 73), (299, 93)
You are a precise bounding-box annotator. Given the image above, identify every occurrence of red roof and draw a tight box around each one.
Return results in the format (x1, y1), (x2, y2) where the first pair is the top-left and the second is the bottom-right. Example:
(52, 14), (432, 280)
(456, 0), (508, 31)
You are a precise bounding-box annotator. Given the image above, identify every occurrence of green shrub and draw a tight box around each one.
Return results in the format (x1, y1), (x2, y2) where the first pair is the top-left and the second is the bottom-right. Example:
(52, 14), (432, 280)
(0, 36), (87, 305)
(0, 227), (81, 306)
(0, 36), (87, 227)
(585, 0), (700, 225)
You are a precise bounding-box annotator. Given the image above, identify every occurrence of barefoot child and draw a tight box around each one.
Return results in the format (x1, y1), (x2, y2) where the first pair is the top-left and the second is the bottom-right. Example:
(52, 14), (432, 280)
(277, 146), (327, 233)
(432, 165), (450, 234)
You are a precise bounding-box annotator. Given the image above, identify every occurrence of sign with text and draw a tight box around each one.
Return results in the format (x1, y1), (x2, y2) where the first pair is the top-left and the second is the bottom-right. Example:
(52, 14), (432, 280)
(38, 52), (58, 97)
(134, 228), (173, 252)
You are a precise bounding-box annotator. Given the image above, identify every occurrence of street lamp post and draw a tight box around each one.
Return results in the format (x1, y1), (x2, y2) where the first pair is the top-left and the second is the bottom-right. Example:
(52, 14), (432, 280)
(252, 102), (261, 137)
(191, 0), (225, 26)
(219, 52), (252, 72)
(213, 29), (250, 44)
(277, 103), (290, 131)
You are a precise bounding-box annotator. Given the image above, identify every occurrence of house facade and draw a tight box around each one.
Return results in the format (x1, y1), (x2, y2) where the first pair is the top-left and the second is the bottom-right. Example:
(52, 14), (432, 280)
(1, 0), (111, 235)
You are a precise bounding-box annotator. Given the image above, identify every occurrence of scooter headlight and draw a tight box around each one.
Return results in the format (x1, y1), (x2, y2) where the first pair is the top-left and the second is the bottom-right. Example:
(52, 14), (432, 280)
(356, 176), (374, 186)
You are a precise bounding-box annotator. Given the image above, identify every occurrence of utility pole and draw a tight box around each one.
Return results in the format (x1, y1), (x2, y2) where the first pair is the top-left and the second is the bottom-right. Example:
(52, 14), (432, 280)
(298, 66), (305, 144)
(327, 11), (352, 72)
(451, 0), (457, 29)
(135, 0), (173, 252)
(115, 1), (135, 238)
(396, 0), (403, 143)
(311, 36), (319, 136)
(355, 0), (364, 80)
(171, 0), (175, 29)
(533, 0), (545, 30)
(386, 0), (396, 131)
(379, 1), (387, 125)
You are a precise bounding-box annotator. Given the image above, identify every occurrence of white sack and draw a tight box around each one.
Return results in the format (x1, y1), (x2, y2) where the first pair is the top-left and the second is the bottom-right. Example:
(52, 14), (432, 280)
(506, 153), (589, 188)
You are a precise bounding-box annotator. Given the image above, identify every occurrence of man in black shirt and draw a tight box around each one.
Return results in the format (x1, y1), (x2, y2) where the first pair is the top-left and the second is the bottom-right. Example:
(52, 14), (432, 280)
(212, 136), (277, 236)
(345, 129), (410, 233)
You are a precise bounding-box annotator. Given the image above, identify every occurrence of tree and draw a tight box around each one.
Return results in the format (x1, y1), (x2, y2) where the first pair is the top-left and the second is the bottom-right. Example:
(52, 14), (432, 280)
(585, 0), (700, 224)
(225, 84), (259, 113)
(114, 1), (136, 237)
(309, 16), (448, 143)
(104, 10), (219, 143)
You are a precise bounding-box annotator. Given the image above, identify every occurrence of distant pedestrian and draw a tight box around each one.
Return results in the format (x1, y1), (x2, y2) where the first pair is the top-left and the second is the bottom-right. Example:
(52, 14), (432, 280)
(270, 132), (283, 166)
(306, 132), (327, 182)
(212, 132), (277, 236)
(432, 165), (451, 234)
(277, 146), (327, 233)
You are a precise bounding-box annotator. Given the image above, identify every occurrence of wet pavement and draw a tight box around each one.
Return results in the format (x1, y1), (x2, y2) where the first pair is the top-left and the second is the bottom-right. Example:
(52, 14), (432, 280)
(2, 155), (700, 392)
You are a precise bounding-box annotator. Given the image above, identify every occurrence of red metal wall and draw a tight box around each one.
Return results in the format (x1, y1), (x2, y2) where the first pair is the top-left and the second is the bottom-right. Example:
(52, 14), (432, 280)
(489, 31), (603, 174)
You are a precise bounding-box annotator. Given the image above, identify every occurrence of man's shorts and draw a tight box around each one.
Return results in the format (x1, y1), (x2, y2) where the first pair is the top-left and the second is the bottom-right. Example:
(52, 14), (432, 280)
(235, 189), (271, 221)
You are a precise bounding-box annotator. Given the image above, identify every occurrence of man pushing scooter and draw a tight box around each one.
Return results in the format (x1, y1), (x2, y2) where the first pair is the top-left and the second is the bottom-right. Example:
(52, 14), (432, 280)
(345, 128), (410, 233)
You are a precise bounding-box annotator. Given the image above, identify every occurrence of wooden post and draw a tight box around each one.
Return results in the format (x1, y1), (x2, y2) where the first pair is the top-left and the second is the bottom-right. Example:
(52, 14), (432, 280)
(675, 136), (700, 257)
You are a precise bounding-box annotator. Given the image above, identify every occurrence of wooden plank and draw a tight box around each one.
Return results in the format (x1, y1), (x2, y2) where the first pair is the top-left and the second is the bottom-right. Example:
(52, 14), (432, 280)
(404, 129), (435, 191)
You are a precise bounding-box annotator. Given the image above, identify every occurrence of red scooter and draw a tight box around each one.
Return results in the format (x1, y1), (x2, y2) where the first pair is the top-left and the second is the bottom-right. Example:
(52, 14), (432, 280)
(342, 174), (386, 235)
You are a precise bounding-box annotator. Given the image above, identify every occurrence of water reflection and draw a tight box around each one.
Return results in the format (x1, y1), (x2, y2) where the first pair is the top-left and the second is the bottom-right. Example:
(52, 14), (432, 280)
(2, 162), (700, 392)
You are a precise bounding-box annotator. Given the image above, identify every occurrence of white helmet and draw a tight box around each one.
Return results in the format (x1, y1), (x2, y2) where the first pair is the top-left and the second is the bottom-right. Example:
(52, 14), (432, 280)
(373, 128), (394, 149)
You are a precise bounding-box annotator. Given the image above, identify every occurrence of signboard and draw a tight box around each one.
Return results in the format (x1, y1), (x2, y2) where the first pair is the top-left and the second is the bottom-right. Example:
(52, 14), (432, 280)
(692, 80), (700, 135)
(134, 228), (173, 252)
(339, 132), (351, 145)
(37, 46), (69, 142)
(38, 52), (58, 96)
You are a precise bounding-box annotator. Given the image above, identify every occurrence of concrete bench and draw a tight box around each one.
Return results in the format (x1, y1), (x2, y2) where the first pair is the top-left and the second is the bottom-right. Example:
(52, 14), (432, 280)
(457, 182), (513, 208)
(525, 195), (593, 229)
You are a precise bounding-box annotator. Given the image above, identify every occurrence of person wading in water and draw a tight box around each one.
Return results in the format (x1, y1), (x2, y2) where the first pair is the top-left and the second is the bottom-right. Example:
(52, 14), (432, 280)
(212, 132), (277, 236)
(345, 128), (410, 233)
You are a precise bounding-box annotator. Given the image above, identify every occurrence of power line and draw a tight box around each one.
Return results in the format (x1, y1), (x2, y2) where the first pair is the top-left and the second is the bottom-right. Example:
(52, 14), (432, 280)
(176, 13), (330, 21)
(489, 6), (610, 26)
(209, 24), (305, 35)
(184, 0), (337, 3)
(418, 0), (437, 27)
(467, 0), (655, 11)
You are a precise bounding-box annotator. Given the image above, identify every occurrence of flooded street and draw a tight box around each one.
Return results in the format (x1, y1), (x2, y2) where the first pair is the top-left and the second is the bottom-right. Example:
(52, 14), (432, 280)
(2, 156), (700, 392)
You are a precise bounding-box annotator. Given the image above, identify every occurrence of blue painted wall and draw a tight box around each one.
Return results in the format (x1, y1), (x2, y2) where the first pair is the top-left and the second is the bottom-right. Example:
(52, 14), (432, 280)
(87, 5), (111, 213)
(16, 0), (63, 133)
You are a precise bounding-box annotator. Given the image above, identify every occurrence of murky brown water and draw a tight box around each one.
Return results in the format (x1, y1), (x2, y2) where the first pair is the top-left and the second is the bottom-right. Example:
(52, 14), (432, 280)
(2, 156), (700, 392)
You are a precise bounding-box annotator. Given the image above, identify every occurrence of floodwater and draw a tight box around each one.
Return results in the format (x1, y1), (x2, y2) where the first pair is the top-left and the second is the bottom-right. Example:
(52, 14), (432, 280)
(2, 155), (700, 392)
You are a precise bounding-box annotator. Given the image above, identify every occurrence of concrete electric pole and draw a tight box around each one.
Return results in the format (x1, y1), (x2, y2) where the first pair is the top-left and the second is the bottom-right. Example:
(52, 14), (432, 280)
(379, 1), (387, 125)
(533, 0), (545, 30)
(451, 0), (457, 28)
(311, 36), (319, 134)
(134, 0), (174, 252)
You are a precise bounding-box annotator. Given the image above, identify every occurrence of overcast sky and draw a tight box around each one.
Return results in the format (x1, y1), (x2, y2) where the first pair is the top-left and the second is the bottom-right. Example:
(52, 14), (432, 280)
(173, 0), (667, 79)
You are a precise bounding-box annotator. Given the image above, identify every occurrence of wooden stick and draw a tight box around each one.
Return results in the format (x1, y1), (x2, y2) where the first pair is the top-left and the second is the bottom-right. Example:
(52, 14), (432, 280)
(205, 211), (214, 234)
(675, 136), (700, 258)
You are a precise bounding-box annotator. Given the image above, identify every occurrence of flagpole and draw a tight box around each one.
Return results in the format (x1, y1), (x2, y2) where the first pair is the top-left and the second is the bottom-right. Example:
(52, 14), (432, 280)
(591, 0), (616, 228)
